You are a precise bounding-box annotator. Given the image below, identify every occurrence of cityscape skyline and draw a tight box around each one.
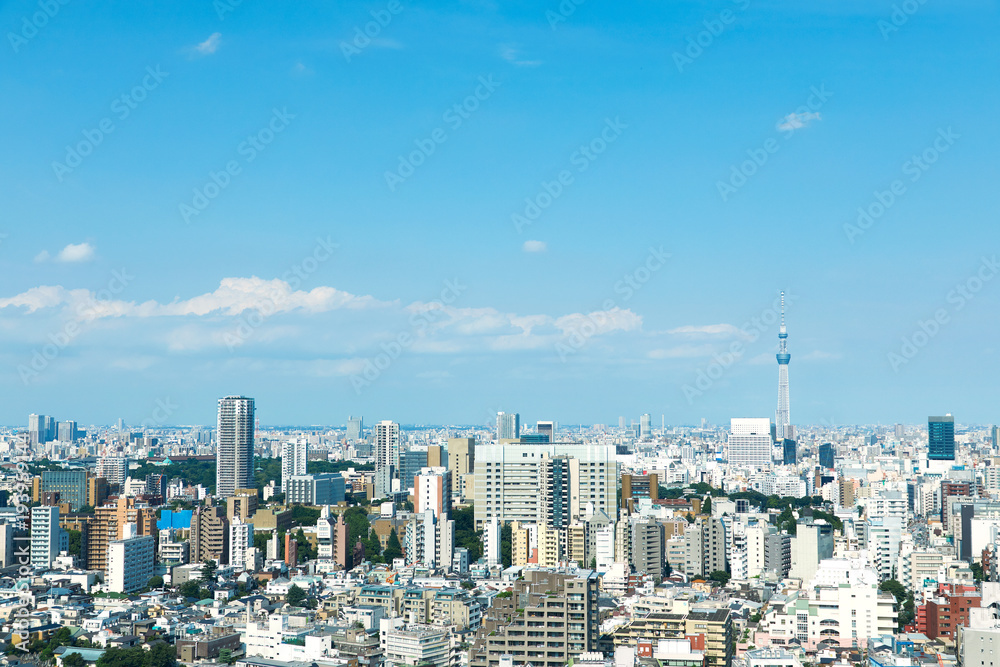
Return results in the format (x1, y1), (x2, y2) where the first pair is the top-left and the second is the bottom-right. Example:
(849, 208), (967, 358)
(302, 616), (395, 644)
(1, 2), (997, 427)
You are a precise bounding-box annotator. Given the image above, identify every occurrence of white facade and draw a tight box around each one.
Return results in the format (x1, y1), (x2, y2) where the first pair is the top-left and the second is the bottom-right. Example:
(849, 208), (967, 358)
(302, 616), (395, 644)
(281, 438), (308, 486)
(217, 395), (255, 499)
(728, 418), (773, 470)
(96, 457), (128, 486)
(230, 519), (254, 571)
(375, 421), (400, 470)
(474, 442), (618, 529)
(107, 533), (155, 593)
(384, 625), (451, 667)
(484, 516), (500, 567)
(415, 467), (450, 520)
(30, 506), (62, 568)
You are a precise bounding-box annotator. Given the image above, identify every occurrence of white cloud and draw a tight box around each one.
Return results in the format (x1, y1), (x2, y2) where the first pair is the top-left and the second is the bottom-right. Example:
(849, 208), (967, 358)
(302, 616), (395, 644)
(291, 62), (313, 76)
(648, 345), (717, 359)
(499, 44), (542, 67)
(33, 250), (50, 263)
(56, 242), (95, 263)
(800, 350), (841, 361)
(666, 323), (744, 338)
(522, 240), (547, 253)
(776, 111), (821, 132)
(193, 32), (222, 56)
(370, 38), (403, 50)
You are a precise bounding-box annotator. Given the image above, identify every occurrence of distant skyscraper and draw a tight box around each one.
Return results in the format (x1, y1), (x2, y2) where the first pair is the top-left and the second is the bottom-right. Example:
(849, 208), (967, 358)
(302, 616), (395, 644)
(895, 424), (905, 439)
(216, 396), (255, 498)
(928, 415), (955, 460)
(639, 414), (651, 439)
(497, 412), (520, 440)
(619, 416), (626, 429)
(818, 443), (834, 469)
(347, 415), (363, 442)
(28, 414), (55, 446)
(56, 421), (78, 442)
(775, 291), (791, 439)
(727, 418), (772, 469)
(374, 420), (400, 470)
(281, 439), (308, 486)
(993, 425), (1000, 449)
(782, 438), (796, 465)
(537, 421), (554, 443)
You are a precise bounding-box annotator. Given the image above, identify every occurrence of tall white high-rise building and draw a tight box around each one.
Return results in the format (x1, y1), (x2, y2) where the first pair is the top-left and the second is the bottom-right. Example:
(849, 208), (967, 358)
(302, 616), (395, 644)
(728, 418), (773, 470)
(415, 467), (451, 520)
(497, 412), (520, 440)
(229, 517), (254, 571)
(30, 506), (63, 568)
(374, 420), (400, 471)
(216, 396), (255, 498)
(484, 516), (500, 567)
(281, 439), (308, 486)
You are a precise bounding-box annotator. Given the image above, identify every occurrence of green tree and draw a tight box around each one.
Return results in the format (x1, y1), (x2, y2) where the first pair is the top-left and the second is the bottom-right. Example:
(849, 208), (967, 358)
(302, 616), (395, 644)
(179, 579), (202, 598)
(201, 559), (217, 582)
(294, 528), (316, 561)
(461, 580), (475, 589)
(218, 649), (233, 665)
(500, 522), (512, 568)
(382, 528), (403, 562)
(709, 570), (731, 586)
(972, 562), (984, 582)
(148, 575), (164, 589)
(66, 529), (82, 557)
(590, 557), (597, 569)
(879, 579), (907, 602)
(703, 497), (712, 515)
(63, 653), (86, 667)
(286, 583), (306, 607)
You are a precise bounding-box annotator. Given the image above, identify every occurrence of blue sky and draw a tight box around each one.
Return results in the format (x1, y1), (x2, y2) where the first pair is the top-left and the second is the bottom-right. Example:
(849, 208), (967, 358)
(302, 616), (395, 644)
(1, 0), (998, 428)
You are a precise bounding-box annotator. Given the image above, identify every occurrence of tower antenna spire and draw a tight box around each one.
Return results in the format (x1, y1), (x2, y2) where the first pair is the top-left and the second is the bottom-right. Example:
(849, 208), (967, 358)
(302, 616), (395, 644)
(775, 291), (791, 440)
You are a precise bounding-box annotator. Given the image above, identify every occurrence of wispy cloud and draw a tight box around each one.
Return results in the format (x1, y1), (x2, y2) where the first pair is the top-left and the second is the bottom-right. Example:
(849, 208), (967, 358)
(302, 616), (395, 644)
(666, 323), (744, 338)
(499, 44), (541, 67)
(56, 242), (96, 263)
(522, 240), (547, 253)
(776, 111), (821, 132)
(192, 32), (222, 57)
(35, 243), (96, 263)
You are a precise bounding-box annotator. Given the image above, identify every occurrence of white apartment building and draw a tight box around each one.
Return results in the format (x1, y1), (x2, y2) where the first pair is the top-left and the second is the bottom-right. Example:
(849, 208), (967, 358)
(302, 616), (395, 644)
(243, 614), (333, 661)
(384, 624), (451, 667)
(474, 442), (617, 529)
(375, 421), (400, 471)
(281, 438), (308, 486)
(230, 518), (254, 571)
(484, 516), (500, 567)
(754, 571), (897, 650)
(97, 457), (128, 486)
(405, 510), (454, 570)
(107, 524), (154, 593)
(415, 467), (450, 520)
(728, 418), (773, 470)
(30, 506), (63, 569)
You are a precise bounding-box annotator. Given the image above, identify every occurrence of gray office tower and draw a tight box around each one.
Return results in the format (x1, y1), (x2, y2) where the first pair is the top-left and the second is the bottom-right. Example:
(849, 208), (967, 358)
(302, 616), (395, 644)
(347, 416), (363, 441)
(216, 396), (255, 498)
(497, 412), (520, 440)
